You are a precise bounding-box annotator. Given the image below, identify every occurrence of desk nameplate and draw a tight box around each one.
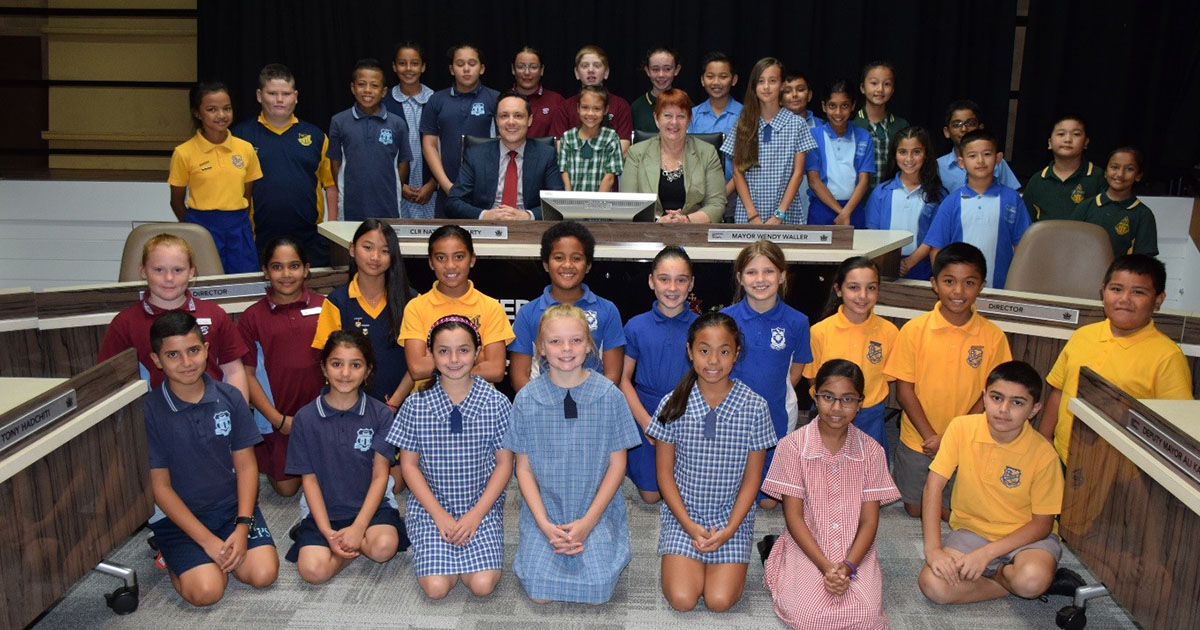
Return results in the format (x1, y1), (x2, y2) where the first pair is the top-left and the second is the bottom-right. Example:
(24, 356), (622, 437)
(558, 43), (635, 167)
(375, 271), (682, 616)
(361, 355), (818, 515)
(140, 281), (268, 301)
(976, 297), (1080, 325)
(1126, 409), (1200, 485)
(392, 224), (509, 240)
(0, 389), (76, 454)
(707, 229), (833, 244)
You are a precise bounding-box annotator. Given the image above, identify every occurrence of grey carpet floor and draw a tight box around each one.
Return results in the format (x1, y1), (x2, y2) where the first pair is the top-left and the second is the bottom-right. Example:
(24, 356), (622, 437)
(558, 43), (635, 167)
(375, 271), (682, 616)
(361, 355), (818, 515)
(34, 476), (1138, 630)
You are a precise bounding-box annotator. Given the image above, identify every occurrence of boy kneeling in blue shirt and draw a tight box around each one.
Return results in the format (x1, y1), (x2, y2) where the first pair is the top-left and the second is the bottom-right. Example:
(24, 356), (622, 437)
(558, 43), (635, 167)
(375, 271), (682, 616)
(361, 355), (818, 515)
(146, 312), (278, 606)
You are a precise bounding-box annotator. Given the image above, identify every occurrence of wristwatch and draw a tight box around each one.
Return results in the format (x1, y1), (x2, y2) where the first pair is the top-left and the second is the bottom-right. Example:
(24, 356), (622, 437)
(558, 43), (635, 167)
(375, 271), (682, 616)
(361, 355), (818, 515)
(773, 207), (788, 220)
(235, 515), (255, 528)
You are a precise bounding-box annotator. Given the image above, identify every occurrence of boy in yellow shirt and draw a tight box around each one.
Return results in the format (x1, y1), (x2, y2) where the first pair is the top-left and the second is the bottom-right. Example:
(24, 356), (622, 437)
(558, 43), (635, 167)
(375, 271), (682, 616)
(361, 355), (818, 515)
(919, 361), (1070, 604)
(1039, 254), (1193, 463)
(884, 242), (1012, 517)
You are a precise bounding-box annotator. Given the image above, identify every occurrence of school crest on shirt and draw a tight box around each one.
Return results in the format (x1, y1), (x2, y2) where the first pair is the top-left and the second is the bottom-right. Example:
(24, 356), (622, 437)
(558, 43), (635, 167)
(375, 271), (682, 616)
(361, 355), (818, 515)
(770, 327), (787, 351)
(856, 141), (870, 158)
(1115, 215), (1130, 235)
(867, 340), (884, 364)
(1001, 465), (1022, 488)
(354, 428), (374, 452)
(583, 309), (598, 331)
(231, 154), (245, 169)
(298, 133), (312, 147)
(1070, 184), (1085, 204)
(213, 410), (231, 436)
(541, 107), (550, 115)
(966, 345), (984, 368)
(470, 102), (486, 116)
(378, 128), (394, 145)
(1002, 204), (1019, 224)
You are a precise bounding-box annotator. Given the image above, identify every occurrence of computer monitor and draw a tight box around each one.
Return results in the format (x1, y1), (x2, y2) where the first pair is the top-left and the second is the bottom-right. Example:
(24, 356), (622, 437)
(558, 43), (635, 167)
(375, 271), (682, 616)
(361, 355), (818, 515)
(539, 191), (659, 222)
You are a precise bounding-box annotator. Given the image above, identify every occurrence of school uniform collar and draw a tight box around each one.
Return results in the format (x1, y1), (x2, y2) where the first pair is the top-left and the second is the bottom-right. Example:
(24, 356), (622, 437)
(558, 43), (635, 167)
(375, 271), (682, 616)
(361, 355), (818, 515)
(829, 306), (877, 330)
(159, 373), (219, 412)
(266, 287), (314, 310)
(759, 107), (796, 130)
(695, 98), (742, 120)
(526, 369), (601, 405)
(142, 291), (197, 316)
(736, 297), (785, 320)
(541, 283), (598, 306)
(800, 420), (867, 462)
(820, 120), (854, 140)
(959, 182), (1005, 199)
(429, 375), (486, 424)
(347, 275), (369, 300)
(315, 389), (369, 418)
(1097, 191), (1141, 210)
(683, 382), (733, 422)
(881, 173), (924, 198)
(854, 108), (895, 126)
(1100, 318), (1160, 349)
(1037, 160), (1095, 183)
(970, 415), (1038, 454)
(929, 302), (982, 332)
(642, 91), (656, 107)
(427, 281), (480, 307)
(351, 104), (388, 120)
(257, 112), (298, 134)
(191, 130), (237, 153)
(511, 84), (544, 97)
(650, 301), (695, 324)
(390, 84), (433, 105)
(450, 83), (484, 97)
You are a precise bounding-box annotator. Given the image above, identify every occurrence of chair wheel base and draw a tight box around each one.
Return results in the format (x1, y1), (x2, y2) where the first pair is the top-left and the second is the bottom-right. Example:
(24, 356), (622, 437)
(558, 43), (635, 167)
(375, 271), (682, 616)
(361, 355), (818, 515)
(1056, 605), (1086, 630)
(105, 585), (139, 615)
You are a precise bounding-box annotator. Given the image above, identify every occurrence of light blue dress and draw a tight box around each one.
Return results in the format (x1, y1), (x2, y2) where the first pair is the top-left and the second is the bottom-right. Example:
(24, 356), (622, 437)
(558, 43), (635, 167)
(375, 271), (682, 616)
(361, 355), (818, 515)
(502, 370), (642, 603)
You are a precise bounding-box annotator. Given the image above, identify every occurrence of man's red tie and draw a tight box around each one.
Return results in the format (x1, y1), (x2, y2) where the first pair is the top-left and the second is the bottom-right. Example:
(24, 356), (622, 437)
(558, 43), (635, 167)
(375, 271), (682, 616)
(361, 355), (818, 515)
(502, 150), (518, 208)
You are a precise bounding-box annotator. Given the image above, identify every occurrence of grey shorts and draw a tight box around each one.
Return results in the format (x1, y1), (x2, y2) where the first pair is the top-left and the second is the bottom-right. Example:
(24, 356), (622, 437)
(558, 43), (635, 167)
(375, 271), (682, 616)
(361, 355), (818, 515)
(944, 529), (1063, 577)
(895, 442), (953, 508)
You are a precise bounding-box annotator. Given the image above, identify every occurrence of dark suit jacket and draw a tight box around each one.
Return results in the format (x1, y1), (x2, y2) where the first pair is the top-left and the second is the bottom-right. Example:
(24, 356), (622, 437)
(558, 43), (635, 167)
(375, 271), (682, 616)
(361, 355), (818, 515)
(445, 139), (563, 219)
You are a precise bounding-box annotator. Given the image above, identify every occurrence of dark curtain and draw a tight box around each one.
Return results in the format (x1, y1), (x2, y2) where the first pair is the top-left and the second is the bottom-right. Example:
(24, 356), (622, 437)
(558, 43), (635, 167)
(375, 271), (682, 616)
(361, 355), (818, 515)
(197, 0), (1015, 159)
(1014, 0), (1200, 187)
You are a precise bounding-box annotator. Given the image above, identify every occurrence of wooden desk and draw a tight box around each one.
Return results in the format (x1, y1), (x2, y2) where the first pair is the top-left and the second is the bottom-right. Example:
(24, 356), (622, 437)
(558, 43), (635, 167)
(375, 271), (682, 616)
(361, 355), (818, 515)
(0, 350), (148, 630)
(1060, 368), (1200, 630)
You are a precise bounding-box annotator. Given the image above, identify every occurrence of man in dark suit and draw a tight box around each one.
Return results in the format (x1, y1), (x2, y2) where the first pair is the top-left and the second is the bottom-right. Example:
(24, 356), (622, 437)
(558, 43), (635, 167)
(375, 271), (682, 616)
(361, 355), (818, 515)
(446, 92), (563, 220)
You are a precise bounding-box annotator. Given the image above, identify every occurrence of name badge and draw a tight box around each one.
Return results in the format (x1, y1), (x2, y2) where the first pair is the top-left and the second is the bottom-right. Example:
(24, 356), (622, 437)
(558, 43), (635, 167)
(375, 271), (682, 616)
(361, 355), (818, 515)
(196, 317), (213, 326)
(301, 307), (323, 316)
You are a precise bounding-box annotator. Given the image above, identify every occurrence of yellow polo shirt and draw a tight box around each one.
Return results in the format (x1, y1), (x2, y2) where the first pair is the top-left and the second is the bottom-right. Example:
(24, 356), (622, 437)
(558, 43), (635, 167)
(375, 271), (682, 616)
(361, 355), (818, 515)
(168, 130), (263, 210)
(803, 307), (899, 407)
(884, 304), (1012, 451)
(397, 281), (515, 347)
(930, 413), (1063, 541)
(1046, 319), (1193, 463)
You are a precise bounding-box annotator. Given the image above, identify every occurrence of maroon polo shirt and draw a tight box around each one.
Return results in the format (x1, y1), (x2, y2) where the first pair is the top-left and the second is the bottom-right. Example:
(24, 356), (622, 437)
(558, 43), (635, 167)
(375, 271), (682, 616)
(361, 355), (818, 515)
(237, 288), (326, 415)
(549, 90), (633, 140)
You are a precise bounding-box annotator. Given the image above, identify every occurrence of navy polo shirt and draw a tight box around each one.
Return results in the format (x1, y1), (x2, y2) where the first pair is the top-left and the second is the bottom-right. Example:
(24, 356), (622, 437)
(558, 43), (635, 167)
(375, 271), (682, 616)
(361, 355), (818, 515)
(721, 298), (812, 438)
(418, 84), (499, 183)
(327, 104), (413, 220)
(145, 374), (261, 519)
(322, 284), (408, 403)
(286, 391), (396, 521)
(232, 115), (330, 253)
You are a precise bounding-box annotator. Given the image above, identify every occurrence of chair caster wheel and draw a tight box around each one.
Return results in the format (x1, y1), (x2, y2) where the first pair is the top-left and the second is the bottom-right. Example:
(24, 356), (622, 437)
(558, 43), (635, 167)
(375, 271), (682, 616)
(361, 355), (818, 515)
(1056, 605), (1086, 630)
(105, 584), (139, 615)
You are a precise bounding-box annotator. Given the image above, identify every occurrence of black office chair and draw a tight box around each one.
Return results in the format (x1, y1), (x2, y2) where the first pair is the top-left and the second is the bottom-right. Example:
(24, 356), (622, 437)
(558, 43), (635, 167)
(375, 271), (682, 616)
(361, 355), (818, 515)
(630, 130), (723, 153)
(460, 135), (554, 164)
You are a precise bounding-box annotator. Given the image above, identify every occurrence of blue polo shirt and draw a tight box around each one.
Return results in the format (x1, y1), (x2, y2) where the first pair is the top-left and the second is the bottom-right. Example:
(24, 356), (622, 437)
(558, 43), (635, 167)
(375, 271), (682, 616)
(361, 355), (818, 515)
(806, 121), (875, 200)
(924, 183), (1032, 289)
(623, 301), (698, 415)
(937, 151), (1020, 193)
(864, 173), (945, 280)
(688, 98), (743, 182)
(418, 84), (499, 184)
(145, 374), (261, 522)
(721, 298), (812, 439)
(327, 104), (413, 220)
(286, 391), (397, 521)
(232, 114), (331, 253)
(508, 283), (626, 373)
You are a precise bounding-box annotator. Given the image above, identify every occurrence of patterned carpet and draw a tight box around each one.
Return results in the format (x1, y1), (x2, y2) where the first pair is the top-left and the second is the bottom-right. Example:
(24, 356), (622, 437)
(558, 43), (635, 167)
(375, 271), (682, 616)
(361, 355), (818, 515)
(34, 475), (1138, 630)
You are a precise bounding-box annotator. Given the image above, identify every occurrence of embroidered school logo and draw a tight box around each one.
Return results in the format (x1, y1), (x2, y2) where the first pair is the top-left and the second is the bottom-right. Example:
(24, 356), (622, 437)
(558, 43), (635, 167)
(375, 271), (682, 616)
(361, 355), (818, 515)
(966, 345), (984, 368)
(583, 309), (598, 330)
(867, 341), (883, 364)
(856, 142), (869, 158)
(470, 102), (486, 116)
(770, 327), (786, 351)
(1001, 465), (1022, 488)
(378, 128), (394, 145)
(354, 428), (374, 452)
(542, 107), (550, 115)
(471, 315), (481, 329)
(298, 133), (312, 147)
(231, 155), (245, 169)
(214, 410), (231, 436)
(1070, 184), (1084, 204)
(1115, 215), (1130, 236)
(1002, 204), (1019, 224)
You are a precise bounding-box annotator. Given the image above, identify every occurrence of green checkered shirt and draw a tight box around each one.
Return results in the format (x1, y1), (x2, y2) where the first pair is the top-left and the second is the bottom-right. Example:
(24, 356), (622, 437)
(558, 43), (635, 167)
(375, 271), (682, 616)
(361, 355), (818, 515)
(559, 126), (624, 192)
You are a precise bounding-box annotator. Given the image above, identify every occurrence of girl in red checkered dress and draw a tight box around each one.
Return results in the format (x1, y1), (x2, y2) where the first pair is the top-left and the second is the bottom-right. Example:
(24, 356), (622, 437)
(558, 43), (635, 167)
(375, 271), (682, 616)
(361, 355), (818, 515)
(760, 359), (900, 629)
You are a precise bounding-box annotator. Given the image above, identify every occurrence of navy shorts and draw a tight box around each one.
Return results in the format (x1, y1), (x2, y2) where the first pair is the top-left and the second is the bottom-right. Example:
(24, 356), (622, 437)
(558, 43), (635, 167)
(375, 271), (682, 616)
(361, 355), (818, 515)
(149, 504), (275, 576)
(285, 505), (408, 562)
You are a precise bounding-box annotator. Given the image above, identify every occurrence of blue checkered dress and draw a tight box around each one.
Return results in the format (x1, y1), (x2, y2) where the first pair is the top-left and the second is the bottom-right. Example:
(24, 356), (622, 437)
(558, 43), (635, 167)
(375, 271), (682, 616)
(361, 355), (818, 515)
(720, 107), (817, 223)
(502, 370), (642, 603)
(386, 375), (510, 577)
(645, 379), (777, 563)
